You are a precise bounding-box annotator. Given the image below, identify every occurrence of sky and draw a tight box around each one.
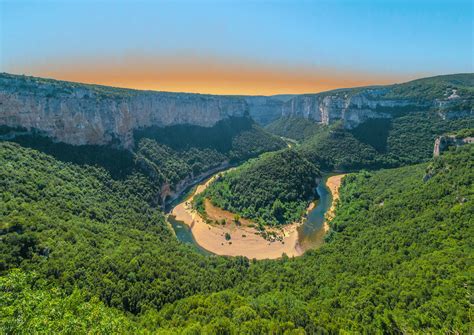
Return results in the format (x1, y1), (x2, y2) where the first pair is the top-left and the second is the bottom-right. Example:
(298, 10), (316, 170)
(0, 0), (472, 95)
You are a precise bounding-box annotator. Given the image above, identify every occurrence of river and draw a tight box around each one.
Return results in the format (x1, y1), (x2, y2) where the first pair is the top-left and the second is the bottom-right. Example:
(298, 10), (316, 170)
(167, 171), (335, 256)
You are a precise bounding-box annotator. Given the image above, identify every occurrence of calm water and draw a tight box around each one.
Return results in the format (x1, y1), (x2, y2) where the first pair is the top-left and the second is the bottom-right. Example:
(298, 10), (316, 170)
(167, 174), (333, 255)
(166, 181), (211, 255)
(168, 215), (210, 255)
(297, 177), (332, 251)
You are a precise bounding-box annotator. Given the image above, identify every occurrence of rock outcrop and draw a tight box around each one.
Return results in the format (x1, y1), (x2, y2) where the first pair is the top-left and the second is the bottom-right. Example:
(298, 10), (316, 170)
(280, 85), (474, 129)
(433, 135), (474, 157)
(280, 89), (417, 128)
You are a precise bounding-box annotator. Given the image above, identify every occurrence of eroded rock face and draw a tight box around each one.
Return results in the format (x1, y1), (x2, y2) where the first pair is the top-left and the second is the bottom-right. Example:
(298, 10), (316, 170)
(433, 135), (474, 157)
(1, 73), (472, 148)
(0, 74), (248, 148)
(244, 96), (287, 125)
(281, 89), (418, 128)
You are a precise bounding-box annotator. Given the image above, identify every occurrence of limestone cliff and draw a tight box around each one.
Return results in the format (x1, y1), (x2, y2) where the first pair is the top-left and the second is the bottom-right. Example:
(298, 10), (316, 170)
(0, 74), (248, 149)
(280, 85), (473, 128)
(1, 73), (472, 148)
(280, 89), (413, 128)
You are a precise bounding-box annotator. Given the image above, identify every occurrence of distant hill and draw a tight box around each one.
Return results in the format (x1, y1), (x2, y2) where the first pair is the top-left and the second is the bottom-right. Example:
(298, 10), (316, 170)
(266, 74), (474, 170)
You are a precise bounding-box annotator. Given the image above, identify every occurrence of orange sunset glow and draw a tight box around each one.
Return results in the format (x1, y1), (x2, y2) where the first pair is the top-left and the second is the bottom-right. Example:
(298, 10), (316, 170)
(9, 55), (417, 95)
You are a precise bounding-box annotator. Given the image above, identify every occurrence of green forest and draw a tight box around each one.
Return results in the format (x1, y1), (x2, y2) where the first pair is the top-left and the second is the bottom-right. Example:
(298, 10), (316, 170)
(202, 104), (472, 227)
(195, 149), (320, 226)
(266, 110), (474, 171)
(2, 116), (285, 206)
(1, 140), (472, 333)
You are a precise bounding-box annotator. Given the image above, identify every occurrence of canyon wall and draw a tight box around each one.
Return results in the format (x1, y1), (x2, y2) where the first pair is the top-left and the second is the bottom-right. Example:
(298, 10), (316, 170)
(433, 135), (474, 157)
(280, 89), (415, 128)
(1, 73), (472, 148)
(280, 87), (473, 128)
(0, 74), (249, 149)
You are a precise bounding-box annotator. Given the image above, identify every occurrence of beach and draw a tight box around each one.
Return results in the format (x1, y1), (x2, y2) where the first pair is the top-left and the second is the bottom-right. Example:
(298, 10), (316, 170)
(170, 173), (302, 259)
(170, 172), (346, 259)
(324, 174), (346, 230)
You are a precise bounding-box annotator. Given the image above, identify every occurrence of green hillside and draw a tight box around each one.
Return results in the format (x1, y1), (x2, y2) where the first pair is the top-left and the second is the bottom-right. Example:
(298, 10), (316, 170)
(3, 116), (285, 205)
(265, 116), (323, 142)
(154, 144), (473, 333)
(0, 142), (249, 316)
(301, 73), (474, 104)
(383, 73), (474, 101)
(268, 111), (474, 171)
(196, 149), (320, 226)
(2, 141), (471, 333)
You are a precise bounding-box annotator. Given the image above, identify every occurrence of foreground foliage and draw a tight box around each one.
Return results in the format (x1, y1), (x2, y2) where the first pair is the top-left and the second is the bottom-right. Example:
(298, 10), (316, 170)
(0, 270), (136, 334)
(156, 145), (473, 333)
(0, 142), (249, 316)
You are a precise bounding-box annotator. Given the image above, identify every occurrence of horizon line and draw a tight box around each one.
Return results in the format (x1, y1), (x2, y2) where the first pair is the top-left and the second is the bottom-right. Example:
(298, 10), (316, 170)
(4, 71), (469, 97)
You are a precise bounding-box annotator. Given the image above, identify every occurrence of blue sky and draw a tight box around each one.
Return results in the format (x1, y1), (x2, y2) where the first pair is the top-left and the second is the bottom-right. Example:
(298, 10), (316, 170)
(1, 0), (472, 94)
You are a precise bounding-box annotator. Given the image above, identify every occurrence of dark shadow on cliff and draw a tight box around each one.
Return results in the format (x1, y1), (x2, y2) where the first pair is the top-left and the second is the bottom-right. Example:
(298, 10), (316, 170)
(350, 118), (392, 153)
(1, 116), (285, 183)
(134, 116), (286, 162)
(134, 116), (254, 153)
(2, 131), (135, 179)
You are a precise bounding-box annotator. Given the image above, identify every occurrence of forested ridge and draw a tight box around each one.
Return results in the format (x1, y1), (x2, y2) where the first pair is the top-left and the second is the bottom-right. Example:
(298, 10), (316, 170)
(2, 116), (285, 206)
(267, 111), (474, 171)
(204, 107), (472, 227)
(195, 149), (320, 226)
(1, 139), (472, 333)
(0, 142), (250, 315)
(1, 72), (473, 333)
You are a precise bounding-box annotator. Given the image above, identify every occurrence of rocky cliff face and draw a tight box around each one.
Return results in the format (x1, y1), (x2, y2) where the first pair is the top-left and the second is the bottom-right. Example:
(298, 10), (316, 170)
(244, 95), (293, 125)
(282, 89), (423, 128)
(0, 74), (248, 149)
(1, 73), (472, 148)
(433, 135), (474, 157)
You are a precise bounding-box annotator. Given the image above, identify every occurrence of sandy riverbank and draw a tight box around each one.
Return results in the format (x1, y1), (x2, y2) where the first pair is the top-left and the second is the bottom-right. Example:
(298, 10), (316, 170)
(170, 172), (346, 259)
(324, 174), (346, 230)
(170, 173), (302, 259)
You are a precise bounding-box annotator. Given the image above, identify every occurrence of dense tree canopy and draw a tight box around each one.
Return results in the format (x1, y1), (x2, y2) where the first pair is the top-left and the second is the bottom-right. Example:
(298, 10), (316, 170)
(155, 145), (473, 333)
(0, 140), (472, 333)
(265, 116), (323, 142)
(196, 149), (320, 226)
(4, 116), (285, 206)
(0, 142), (250, 316)
(268, 111), (474, 171)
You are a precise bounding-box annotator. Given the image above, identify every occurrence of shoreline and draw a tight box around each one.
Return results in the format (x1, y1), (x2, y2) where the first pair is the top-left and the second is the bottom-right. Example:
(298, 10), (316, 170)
(169, 171), (346, 259)
(324, 174), (346, 231)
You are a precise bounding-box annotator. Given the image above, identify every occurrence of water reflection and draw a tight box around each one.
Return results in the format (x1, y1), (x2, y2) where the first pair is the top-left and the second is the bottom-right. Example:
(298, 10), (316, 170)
(297, 178), (332, 251)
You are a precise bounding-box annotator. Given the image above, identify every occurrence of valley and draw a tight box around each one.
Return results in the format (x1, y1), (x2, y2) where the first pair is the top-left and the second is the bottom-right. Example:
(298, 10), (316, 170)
(2, 1), (473, 332)
(1, 73), (473, 333)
